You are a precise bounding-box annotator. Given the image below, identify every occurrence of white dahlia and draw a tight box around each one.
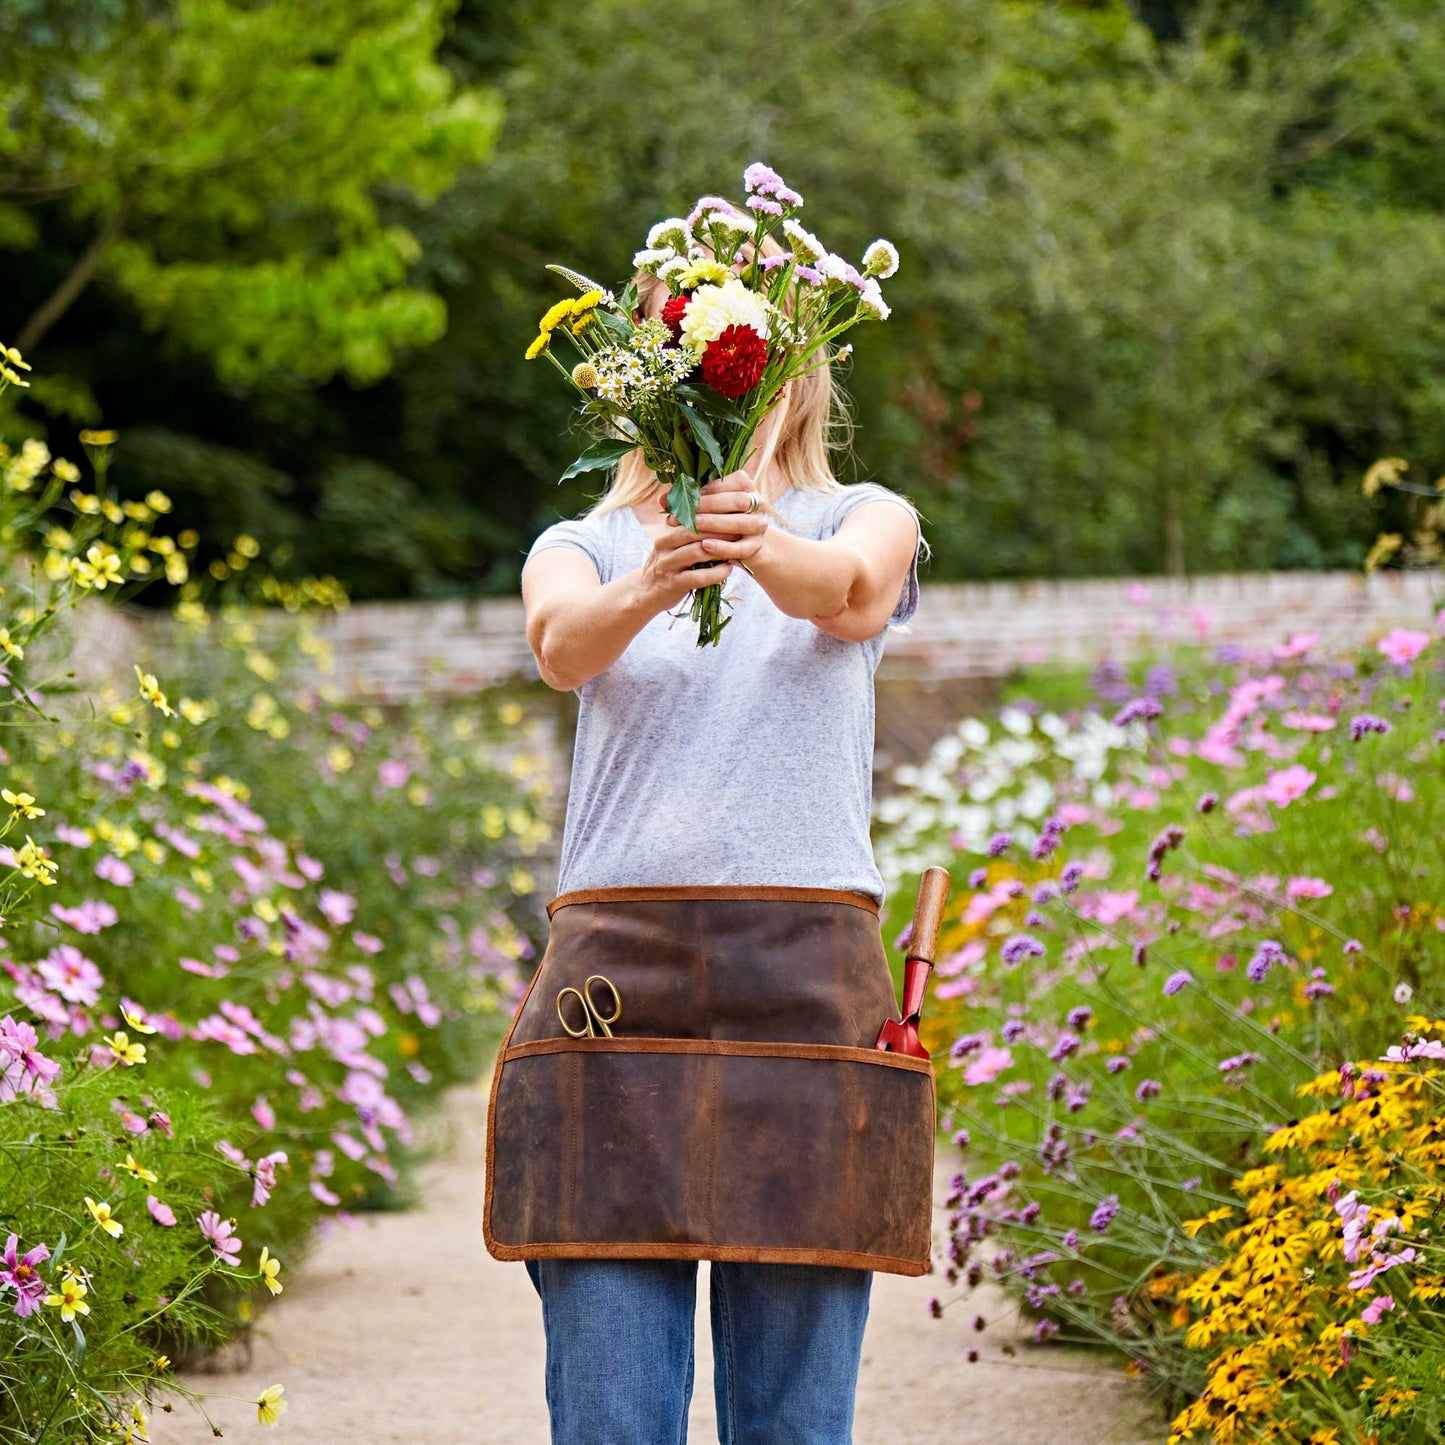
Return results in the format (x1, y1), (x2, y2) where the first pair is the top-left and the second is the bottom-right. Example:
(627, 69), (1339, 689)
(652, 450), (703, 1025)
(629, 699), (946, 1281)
(678, 277), (773, 347)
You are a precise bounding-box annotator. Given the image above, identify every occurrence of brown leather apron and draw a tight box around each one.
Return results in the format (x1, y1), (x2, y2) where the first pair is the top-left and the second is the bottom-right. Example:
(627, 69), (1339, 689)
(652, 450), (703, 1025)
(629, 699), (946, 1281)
(482, 884), (936, 1277)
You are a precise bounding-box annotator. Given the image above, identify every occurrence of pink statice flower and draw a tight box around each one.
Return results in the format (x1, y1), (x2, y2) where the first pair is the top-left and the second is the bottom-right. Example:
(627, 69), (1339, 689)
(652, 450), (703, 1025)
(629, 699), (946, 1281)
(147, 1196), (177, 1227)
(1377, 628), (1430, 666)
(1, 1233), (50, 1316)
(197, 1210), (242, 1265)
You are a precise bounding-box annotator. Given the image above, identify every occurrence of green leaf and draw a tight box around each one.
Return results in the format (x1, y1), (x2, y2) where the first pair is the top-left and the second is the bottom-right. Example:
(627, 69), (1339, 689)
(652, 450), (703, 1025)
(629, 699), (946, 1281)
(677, 384), (747, 428)
(558, 438), (635, 483)
(667, 474), (699, 531)
(680, 403), (726, 480)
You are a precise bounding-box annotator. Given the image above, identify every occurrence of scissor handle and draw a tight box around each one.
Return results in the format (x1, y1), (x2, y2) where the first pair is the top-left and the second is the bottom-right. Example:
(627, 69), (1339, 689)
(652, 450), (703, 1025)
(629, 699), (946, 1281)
(555, 975), (622, 1038)
(583, 974), (621, 1037)
(556, 987), (593, 1038)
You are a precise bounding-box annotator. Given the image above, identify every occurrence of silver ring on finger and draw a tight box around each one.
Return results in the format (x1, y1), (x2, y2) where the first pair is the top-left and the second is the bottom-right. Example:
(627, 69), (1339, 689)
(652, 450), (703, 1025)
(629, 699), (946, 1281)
(746, 491), (761, 515)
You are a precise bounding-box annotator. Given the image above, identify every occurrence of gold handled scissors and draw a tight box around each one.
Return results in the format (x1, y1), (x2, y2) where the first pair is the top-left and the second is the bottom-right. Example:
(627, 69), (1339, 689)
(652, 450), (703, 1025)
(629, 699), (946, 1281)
(556, 974), (623, 1038)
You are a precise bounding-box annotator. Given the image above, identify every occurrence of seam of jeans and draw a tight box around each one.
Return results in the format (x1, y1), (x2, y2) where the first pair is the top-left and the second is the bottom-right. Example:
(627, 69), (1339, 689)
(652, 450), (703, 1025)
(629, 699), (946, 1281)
(712, 1265), (738, 1445)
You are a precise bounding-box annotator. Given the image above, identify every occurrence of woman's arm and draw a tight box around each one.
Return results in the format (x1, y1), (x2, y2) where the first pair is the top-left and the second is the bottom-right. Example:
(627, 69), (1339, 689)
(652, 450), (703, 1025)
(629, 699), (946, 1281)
(684, 474), (920, 643)
(522, 528), (734, 691)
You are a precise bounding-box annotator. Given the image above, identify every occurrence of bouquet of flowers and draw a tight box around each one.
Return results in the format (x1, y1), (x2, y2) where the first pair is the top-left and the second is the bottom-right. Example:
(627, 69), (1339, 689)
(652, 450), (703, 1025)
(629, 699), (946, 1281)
(524, 162), (898, 647)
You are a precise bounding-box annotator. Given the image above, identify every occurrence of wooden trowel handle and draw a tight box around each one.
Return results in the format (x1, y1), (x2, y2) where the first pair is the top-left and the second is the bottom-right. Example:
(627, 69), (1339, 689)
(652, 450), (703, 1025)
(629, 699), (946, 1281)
(906, 866), (951, 965)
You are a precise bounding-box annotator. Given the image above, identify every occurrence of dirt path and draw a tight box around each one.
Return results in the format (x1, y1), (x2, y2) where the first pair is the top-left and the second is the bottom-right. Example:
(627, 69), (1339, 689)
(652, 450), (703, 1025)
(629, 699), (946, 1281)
(150, 1077), (1164, 1444)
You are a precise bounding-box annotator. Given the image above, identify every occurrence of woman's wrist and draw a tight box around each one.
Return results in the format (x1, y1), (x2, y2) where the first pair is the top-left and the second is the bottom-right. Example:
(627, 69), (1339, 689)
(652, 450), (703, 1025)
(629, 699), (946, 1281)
(748, 525), (855, 622)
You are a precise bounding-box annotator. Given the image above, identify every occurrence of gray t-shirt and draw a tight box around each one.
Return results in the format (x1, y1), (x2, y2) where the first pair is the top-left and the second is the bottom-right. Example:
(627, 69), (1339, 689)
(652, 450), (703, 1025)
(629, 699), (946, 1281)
(524, 481), (922, 909)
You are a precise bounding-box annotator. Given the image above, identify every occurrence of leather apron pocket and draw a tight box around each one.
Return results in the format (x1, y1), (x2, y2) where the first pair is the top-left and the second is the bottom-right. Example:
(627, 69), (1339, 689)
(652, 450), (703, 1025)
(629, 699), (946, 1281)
(482, 885), (937, 1277)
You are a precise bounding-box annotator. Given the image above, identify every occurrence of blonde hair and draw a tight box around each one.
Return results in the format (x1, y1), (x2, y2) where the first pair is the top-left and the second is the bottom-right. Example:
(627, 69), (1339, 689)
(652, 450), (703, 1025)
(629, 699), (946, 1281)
(575, 199), (929, 556)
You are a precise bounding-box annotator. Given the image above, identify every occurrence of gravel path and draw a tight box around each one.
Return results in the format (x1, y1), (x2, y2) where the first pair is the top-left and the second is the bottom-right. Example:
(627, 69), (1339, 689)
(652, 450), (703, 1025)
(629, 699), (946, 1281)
(149, 1076), (1164, 1444)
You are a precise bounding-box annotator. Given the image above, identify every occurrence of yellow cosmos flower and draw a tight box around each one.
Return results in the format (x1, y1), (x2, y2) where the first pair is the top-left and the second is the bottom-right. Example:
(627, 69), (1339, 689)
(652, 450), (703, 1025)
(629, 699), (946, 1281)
(118, 1153), (158, 1184)
(105, 1031), (147, 1066)
(2, 788), (43, 819)
(122, 999), (156, 1034)
(0, 627), (23, 660)
(134, 665), (176, 718)
(45, 1276), (90, 1320)
(153, 1355), (171, 1371)
(13, 837), (57, 884)
(256, 1385), (287, 1427)
(85, 1197), (124, 1238)
(258, 1246), (283, 1296)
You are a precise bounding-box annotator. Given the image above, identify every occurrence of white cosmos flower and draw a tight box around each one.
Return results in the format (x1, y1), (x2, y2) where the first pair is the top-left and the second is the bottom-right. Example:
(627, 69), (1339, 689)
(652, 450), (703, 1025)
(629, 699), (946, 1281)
(678, 278), (773, 346)
(862, 239), (900, 279)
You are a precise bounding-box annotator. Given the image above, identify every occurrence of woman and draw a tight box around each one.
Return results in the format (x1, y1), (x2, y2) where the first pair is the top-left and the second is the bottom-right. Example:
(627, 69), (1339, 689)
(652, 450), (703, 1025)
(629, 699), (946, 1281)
(499, 224), (931, 1445)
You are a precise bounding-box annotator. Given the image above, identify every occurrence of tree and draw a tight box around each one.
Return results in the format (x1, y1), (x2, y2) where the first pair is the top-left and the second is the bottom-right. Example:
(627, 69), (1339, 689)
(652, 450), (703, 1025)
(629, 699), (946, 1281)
(2, 0), (500, 386)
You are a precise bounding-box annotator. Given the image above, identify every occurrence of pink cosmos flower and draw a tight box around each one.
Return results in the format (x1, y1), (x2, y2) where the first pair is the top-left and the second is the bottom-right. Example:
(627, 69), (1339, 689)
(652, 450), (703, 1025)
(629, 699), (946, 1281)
(962, 1046), (1013, 1087)
(0, 1017), (62, 1101)
(197, 1210), (242, 1265)
(250, 1149), (289, 1208)
(147, 1196), (177, 1227)
(1361, 1294), (1394, 1325)
(310, 1179), (341, 1207)
(54, 823), (93, 846)
(352, 930), (384, 954)
(1275, 632), (1319, 659)
(50, 899), (119, 933)
(37, 946), (103, 1006)
(1377, 628), (1430, 666)
(95, 855), (134, 887)
(251, 1095), (276, 1129)
(1281, 711), (1335, 732)
(378, 759), (410, 789)
(1, 1234), (50, 1316)
(1263, 765), (1316, 807)
(1287, 876), (1333, 900)
(318, 889), (357, 927)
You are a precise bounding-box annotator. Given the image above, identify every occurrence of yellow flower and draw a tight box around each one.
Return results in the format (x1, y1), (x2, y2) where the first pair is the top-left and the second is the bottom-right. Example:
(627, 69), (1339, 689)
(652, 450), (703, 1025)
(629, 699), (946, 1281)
(105, 1031), (147, 1066)
(256, 1385), (287, 1427)
(2, 788), (43, 819)
(118, 1153), (158, 1184)
(79, 428), (118, 447)
(524, 333), (550, 361)
(122, 1004), (158, 1035)
(676, 257), (731, 290)
(45, 1276), (90, 1320)
(13, 836), (57, 885)
(3, 345), (31, 371)
(153, 1355), (171, 1371)
(258, 1246), (283, 1296)
(571, 363), (599, 389)
(0, 627), (23, 659)
(1181, 1206), (1235, 1237)
(134, 664), (176, 718)
(537, 297), (578, 334)
(85, 1197), (124, 1238)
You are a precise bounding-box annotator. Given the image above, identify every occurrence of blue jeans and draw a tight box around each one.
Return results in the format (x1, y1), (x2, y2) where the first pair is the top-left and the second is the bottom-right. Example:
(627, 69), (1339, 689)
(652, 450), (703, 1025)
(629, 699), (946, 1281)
(524, 1257), (872, 1444)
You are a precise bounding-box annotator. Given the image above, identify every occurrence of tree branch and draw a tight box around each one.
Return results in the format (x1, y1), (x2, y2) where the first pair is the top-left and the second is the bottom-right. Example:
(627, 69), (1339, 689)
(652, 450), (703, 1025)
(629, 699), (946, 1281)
(16, 207), (126, 354)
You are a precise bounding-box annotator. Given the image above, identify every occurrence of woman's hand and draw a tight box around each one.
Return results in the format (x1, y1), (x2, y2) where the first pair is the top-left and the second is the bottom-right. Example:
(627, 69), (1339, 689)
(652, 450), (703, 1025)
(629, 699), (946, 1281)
(666, 471), (770, 570)
(634, 509), (736, 611)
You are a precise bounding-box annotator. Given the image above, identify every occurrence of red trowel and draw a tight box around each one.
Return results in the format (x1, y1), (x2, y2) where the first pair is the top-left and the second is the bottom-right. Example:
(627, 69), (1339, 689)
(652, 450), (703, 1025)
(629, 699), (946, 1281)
(874, 865), (951, 1060)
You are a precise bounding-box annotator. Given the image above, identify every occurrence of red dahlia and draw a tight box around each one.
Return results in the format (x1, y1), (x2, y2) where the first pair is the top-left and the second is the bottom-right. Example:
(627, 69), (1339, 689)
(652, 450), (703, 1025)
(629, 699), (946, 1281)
(701, 325), (768, 400)
(661, 294), (691, 344)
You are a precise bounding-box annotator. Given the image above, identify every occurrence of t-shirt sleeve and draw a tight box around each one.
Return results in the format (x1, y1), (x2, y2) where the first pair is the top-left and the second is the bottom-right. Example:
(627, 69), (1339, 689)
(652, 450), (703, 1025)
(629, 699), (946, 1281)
(524, 516), (606, 582)
(830, 483), (922, 628)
